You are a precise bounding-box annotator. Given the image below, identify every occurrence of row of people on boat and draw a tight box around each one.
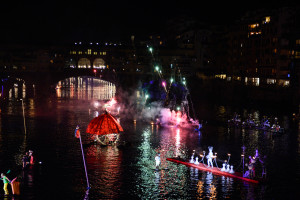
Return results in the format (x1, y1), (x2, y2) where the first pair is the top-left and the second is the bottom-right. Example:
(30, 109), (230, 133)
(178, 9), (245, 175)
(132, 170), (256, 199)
(188, 147), (266, 179)
(228, 113), (284, 133)
(189, 146), (235, 174)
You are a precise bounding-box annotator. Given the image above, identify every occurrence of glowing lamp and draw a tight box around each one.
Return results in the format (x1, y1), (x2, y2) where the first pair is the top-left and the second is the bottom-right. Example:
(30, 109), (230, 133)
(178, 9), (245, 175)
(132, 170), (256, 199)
(145, 94), (149, 99)
(149, 47), (153, 53)
(162, 81), (166, 87)
(155, 66), (159, 71)
(176, 106), (180, 111)
(170, 78), (174, 83)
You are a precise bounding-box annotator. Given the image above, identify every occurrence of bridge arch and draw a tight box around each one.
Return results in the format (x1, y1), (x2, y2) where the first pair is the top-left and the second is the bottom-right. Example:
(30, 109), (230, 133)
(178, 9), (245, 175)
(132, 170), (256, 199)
(93, 58), (106, 69)
(69, 58), (77, 68)
(78, 58), (91, 68)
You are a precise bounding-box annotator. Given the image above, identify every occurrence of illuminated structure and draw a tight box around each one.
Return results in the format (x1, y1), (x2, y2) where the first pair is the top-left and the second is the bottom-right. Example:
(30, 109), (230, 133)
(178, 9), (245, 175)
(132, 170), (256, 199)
(67, 42), (108, 69)
(225, 7), (300, 87)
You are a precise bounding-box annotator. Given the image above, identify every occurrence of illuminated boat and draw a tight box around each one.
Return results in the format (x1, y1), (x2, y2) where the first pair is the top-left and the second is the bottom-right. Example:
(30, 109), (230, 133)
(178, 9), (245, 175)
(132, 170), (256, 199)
(86, 111), (124, 146)
(141, 77), (199, 128)
(167, 157), (259, 184)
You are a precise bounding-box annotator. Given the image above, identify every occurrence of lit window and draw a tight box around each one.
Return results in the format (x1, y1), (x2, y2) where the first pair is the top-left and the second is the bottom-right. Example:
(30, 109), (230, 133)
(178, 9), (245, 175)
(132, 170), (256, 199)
(267, 79), (276, 84)
(249, 24), (259, 29)
(263, 16), (271, 24)
(88, 49), (92, 55)
(296, 39), (300, 45)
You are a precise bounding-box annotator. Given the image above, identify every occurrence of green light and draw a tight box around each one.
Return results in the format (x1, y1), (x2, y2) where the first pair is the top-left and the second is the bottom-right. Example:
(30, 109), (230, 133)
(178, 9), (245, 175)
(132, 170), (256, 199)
(170, 78), (174, 83)
(183, 81), (186, 85)
(149, 47), (153, 53)
(155, 66), (159, 71)
(177, 106), (180, 111)
(145, 94), (149, 99)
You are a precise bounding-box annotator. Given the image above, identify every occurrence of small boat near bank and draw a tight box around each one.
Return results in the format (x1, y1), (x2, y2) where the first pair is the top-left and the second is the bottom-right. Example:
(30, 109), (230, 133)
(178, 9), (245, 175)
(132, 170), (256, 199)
(166, 157), (259, 184)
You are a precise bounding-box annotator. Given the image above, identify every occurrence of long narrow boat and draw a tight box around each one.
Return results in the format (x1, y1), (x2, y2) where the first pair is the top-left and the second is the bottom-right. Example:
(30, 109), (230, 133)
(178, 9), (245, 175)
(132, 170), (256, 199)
(167, 158), (259, 184)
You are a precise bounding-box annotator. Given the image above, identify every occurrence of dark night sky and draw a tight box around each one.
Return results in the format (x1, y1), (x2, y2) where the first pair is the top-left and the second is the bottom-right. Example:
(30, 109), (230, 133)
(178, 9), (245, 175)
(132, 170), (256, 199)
(0, 0), (298, 45)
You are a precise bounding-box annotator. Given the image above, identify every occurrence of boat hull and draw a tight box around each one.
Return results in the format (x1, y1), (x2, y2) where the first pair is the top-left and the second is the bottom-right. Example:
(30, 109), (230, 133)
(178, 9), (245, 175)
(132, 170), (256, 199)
(167, 158), (259, 184)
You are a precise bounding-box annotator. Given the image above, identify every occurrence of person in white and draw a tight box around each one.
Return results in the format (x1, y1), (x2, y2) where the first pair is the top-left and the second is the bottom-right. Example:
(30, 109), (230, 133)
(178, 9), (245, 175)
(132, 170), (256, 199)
(155, 153), (161, 169)
(206, 146), (214, 168)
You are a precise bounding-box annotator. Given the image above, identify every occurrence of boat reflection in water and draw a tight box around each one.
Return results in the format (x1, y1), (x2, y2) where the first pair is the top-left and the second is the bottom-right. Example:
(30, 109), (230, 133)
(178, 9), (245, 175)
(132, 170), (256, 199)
(85, 144), (122, 199)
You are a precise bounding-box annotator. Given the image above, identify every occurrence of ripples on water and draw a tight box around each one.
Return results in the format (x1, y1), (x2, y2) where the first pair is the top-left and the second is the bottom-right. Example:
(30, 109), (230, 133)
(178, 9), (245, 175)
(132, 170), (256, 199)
(0, 76), (299, 199)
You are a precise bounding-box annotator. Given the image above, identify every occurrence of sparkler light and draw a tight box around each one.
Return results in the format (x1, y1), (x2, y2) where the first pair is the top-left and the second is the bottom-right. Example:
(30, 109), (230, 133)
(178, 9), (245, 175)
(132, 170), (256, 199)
(176, 111), (182, 125)
(94, 101), (100, 108)
(106, 98), (116, 107)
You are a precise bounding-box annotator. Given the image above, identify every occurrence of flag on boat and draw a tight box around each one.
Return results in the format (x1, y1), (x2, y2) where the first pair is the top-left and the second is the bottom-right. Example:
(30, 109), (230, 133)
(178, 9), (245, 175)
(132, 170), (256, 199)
(75, 125), (80, 138)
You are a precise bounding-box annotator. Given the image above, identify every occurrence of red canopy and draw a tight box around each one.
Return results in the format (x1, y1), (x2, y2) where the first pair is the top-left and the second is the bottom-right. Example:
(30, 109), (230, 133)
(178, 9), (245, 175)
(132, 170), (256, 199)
(86, 111), (123, 135)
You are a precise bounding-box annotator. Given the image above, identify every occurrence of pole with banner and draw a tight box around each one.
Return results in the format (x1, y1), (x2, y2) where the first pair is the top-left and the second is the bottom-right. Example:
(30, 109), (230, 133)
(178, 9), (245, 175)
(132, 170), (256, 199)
(75, 125), (90, 190)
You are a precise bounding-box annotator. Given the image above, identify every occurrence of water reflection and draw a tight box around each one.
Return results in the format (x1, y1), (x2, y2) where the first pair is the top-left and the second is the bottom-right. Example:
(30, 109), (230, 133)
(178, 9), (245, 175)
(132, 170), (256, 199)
(85, 145), (122, 199)
(56, 77), (115, 101)
(0, 75), (299, 199)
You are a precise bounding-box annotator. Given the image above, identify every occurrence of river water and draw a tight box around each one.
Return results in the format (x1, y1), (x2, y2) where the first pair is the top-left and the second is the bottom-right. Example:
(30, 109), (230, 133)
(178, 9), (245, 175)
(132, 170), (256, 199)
(0, 76), (299, 200)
